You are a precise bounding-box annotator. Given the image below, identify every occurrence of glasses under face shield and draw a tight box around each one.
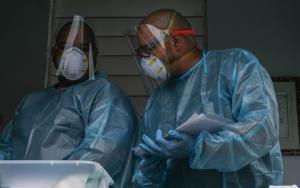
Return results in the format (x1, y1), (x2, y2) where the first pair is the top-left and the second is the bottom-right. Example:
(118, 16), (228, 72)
(135, 39), (161, 58)
(124, 12), (196, 94)
(135, 18), (196, 59)
(135, 23), (169, 59)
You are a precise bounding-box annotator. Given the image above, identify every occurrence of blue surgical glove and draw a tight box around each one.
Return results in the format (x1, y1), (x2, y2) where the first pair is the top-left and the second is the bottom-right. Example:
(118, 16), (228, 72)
(140, 129), (195, 159)
(140, 156), (166, 183)
(132, 156), (166, 186)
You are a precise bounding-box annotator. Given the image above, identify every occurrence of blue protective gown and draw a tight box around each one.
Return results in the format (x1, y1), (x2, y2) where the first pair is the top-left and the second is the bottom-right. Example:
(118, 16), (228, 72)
(0, 72), (137, 188)
(134, 49), (283, 188)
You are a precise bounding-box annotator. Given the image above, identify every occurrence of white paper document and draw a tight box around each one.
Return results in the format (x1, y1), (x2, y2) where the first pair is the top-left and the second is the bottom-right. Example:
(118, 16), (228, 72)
(175, 113), (234, 136)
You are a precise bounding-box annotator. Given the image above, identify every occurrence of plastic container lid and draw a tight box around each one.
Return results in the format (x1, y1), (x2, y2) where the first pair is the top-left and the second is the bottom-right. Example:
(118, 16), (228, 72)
(0, 160), (114, 188)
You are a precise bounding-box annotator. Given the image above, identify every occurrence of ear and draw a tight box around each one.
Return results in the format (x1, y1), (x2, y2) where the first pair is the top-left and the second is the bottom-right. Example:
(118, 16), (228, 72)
(171, 35), (183, 51)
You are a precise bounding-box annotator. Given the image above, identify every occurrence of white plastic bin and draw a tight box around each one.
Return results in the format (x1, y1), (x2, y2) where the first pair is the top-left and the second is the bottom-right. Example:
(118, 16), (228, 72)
(0, 160), (113, 188)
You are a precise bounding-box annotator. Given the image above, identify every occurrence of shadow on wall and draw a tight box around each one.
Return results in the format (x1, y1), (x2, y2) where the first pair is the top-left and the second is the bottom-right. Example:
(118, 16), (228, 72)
(0, 114), (3, 131)
(0, 0), (50, 131)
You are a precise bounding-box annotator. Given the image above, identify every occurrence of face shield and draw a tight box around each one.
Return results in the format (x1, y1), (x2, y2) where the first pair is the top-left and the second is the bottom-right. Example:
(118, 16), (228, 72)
(136, 24), (171, 81)
(52, 15), (95, 82)
(125, 12), (196, 93)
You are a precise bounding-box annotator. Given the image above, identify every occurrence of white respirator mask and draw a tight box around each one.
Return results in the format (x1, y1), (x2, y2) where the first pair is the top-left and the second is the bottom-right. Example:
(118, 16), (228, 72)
(59, 47), (88, 81)
(141, 54), (170, 81)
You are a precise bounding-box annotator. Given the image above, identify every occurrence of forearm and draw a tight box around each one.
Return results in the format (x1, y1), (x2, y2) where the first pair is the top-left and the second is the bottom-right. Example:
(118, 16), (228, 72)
(190, 114), (278, 172)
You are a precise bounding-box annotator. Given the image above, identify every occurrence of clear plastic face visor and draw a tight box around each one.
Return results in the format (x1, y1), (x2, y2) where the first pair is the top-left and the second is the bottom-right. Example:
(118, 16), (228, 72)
(135, 11), (196, 59)
(124, 12), (196, 93)
(137, 24), (172, 80)
(135, 25), (196, 76)
(53, 15), (95, 81)
(135, 24), (168, 59)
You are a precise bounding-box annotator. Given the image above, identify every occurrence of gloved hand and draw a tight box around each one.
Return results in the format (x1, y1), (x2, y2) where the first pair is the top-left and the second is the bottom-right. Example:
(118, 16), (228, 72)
(140, 129), (195, 159)
(139, 156), (166, 183)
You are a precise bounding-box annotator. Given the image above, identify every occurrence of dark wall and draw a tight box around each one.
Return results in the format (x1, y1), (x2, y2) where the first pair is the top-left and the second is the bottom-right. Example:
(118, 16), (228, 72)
(0, 0), (50, 130)
(207, 0), (300, 77)
(207, 0), (300, 184)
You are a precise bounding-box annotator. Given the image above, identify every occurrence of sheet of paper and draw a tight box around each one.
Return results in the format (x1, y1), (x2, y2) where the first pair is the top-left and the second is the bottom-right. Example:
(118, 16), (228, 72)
(175, 113), (234, 136)
(133, 113), (235, 158)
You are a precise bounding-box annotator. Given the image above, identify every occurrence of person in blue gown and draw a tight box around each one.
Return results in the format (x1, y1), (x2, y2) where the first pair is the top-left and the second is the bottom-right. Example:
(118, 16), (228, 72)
(0, 21), (137, 188)
(132, 9), (283, 188)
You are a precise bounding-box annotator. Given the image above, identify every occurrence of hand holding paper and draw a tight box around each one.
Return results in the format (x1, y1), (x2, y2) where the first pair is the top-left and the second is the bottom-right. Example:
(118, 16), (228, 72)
(174, 113), (234, 136)
(138, 129), (195, 158)
(133, 113), (234, 158)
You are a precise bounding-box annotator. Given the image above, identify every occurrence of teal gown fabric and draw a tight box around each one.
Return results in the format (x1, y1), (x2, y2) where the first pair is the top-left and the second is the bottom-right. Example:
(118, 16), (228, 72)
(0, 72), (137, 188)
(134, 49), (283, 188)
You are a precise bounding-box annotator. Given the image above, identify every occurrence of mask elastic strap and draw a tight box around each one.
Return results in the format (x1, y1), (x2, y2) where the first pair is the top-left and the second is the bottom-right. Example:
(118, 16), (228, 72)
(161, 11), (178, 66)
(203, 50), (208, 74)
(167, 12), (195, 37)
(167, 11), (177, 30)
